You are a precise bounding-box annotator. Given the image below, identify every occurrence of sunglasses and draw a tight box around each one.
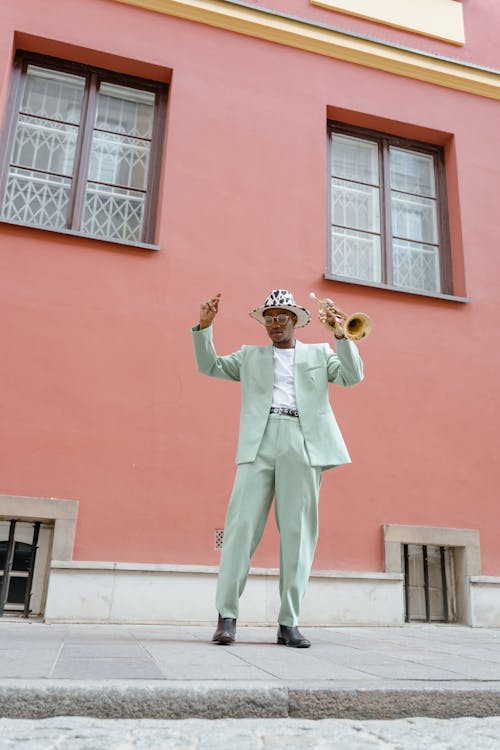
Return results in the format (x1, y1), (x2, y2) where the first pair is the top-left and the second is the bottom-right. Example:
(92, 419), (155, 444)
(263, 313), (293, 326)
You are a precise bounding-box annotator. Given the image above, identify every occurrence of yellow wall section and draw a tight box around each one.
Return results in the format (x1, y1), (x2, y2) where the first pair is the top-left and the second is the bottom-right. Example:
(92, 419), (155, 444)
(311, 0), (465, 46)
(111, 0), (500, 100)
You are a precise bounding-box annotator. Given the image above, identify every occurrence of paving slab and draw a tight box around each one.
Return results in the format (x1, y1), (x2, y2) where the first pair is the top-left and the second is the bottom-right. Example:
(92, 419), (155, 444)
(1, 717), (500, 750)
(0, 621), (499, 719)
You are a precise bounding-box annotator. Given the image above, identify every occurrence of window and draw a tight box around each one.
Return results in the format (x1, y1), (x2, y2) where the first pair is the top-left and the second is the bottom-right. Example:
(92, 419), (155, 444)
(402, 543), (456, 623)
(0, 53), (168, 245)
(0, 520), (53, 618)
(328, 123), (451, 295)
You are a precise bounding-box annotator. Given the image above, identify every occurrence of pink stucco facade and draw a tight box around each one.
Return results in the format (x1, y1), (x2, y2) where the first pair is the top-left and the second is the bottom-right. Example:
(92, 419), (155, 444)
(0, 0), (499, 614)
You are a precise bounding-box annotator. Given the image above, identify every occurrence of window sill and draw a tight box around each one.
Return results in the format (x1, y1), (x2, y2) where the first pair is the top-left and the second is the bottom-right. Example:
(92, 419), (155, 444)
(324, 274), (470, 303)
(0, 218), (160, 252)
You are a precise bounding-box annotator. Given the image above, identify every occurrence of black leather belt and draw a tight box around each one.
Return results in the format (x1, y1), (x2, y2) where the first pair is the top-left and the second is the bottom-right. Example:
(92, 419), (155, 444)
(270, 407), (299, 418)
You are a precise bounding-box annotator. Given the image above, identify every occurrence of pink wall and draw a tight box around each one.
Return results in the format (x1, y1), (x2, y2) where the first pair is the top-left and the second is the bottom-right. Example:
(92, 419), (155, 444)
(1, 0), (500, 575)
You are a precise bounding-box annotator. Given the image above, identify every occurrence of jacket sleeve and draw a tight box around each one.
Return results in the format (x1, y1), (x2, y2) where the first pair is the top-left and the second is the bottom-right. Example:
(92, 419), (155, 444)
(191, 324), (244, 382)
(325, 338), (364, 386)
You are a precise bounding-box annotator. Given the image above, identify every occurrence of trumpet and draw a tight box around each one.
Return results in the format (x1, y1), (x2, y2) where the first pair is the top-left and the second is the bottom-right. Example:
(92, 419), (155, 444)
(309, 292), (372, 341)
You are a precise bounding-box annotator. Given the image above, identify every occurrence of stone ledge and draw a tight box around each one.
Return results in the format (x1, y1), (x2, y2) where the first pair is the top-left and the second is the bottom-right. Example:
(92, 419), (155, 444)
(0, 682), (287, 720)
(1, 681), (500, 720)
(288, 686), (500, 720)
(51, 560), (402, 581)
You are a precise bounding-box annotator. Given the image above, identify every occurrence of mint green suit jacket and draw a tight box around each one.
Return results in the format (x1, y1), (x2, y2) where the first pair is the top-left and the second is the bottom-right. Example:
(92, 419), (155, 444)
(192, 325), (364, 470)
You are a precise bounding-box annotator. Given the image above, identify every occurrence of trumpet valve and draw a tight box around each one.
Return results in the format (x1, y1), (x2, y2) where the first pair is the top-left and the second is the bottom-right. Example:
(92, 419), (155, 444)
(310, 292), (341, 332)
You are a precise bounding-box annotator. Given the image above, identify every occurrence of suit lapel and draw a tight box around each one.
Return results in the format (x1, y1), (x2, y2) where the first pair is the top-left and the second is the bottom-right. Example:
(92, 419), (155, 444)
(294, 340), (305, 368)
(257, 345), (274, 395)
(294, 340), (308, 408)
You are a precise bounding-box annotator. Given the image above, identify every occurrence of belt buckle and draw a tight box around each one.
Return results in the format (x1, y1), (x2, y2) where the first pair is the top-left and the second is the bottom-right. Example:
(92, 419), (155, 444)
(271, 407), (298, 418)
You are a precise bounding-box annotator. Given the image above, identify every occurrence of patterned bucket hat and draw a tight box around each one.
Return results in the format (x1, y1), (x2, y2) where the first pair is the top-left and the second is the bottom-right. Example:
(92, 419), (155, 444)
(249, 289), (311, 328)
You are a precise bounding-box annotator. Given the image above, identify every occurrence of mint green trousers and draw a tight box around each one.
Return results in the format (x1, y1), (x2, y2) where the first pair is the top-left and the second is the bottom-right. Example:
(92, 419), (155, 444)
(216, 413), (322, 626)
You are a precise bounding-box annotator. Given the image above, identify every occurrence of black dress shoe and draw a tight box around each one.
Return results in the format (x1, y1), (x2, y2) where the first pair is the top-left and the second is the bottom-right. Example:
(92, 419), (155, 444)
(277, 624), (311, 648)
(212, 614), (237, 644)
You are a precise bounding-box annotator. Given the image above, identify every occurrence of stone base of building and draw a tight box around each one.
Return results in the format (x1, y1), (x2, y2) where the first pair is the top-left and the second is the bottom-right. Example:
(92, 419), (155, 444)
(41, 561), (500, 627)
(44, 562), (403, 625)
(469, 577), (500, 627)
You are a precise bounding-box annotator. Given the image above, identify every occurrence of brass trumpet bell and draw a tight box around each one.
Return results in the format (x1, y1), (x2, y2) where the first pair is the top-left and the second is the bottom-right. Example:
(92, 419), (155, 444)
(344, 312), (372, 341)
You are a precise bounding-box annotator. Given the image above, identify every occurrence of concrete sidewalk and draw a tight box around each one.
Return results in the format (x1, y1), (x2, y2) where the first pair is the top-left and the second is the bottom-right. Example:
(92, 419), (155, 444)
(0, 620), (499, 720)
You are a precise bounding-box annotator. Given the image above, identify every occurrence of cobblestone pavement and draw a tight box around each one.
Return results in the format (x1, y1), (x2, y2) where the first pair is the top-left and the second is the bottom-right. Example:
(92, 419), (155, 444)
(1, 717), (500, 749)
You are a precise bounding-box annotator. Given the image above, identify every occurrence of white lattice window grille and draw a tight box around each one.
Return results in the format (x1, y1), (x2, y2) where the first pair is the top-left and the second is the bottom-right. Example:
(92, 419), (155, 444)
(0, 54), (167, 245)
(328, 125), (451, 295)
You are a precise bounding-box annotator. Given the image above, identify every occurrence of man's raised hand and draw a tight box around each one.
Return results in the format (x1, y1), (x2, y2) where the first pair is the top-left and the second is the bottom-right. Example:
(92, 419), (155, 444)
(199, 293), (222, 330)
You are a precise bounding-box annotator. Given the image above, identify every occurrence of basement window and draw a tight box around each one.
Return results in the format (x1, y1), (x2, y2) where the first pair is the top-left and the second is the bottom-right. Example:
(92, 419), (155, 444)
(0, 520), (53, 618)
(402, 543), (456, 623)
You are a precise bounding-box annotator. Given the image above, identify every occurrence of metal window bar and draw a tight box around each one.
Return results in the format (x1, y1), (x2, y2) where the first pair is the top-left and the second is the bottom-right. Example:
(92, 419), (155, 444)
(23, 522), (41, 617)
(0, 520), (16, 616)
(403, 543), (411, 623)
(422, 544), (431, 622)
(440, 546), (450, 623)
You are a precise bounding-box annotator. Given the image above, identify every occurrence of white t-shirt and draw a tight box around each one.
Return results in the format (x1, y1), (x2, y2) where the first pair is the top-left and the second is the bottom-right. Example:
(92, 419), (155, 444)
(271, 346), (297, 410)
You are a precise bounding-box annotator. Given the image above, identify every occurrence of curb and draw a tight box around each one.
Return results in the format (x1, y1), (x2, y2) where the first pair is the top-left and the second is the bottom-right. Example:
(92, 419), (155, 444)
(288, 686), (500, 719)
(1, 682), (500, 720)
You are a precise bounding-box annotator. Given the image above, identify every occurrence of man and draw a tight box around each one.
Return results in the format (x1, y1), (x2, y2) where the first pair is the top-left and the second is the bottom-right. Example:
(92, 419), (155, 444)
(192, 289), (364, 647)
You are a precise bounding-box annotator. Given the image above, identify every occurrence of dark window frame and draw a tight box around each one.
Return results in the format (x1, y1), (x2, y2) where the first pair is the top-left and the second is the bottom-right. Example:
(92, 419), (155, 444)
(327, 121), (453, 296)
(0, 51), (168, 246)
